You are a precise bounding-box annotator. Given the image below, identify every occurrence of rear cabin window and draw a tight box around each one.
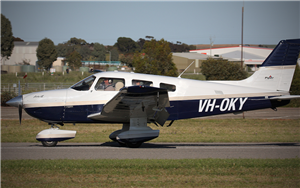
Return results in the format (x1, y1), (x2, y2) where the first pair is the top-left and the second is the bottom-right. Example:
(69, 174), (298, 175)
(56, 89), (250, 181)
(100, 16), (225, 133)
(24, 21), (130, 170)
(160, 83), (176, 92)
(71, 76), (96, 91)
(95, 77), (125, 91)
(132, 79), (153, 86)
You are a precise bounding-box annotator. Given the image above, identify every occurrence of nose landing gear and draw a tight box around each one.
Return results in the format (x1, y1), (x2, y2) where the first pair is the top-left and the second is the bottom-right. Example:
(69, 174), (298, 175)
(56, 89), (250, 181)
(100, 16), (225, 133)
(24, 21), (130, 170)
(36, 124), (76, 147)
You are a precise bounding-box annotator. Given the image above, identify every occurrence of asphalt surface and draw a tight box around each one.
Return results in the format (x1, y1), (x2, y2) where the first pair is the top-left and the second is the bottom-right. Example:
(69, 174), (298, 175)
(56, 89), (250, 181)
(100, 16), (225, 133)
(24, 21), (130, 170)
(2, 142), (299, 160)
(1, 107), (300, 120)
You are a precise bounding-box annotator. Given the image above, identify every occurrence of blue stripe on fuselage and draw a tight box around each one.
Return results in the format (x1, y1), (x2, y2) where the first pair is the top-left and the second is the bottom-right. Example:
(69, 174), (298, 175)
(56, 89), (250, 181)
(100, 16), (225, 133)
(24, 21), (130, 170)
(25, 104), (104, 123)
(25, 96), (273, 123)
(168, 96), (272, 120)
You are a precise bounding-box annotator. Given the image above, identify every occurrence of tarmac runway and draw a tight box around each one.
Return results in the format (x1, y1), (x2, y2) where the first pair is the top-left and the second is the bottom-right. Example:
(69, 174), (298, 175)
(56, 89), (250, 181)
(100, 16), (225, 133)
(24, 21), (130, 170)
(2, 142), (299, 160)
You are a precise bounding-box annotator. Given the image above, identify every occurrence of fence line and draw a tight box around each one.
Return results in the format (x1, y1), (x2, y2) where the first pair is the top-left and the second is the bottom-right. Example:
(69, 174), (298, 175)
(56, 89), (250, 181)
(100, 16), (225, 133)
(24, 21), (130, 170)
(1, 83), (72, 94)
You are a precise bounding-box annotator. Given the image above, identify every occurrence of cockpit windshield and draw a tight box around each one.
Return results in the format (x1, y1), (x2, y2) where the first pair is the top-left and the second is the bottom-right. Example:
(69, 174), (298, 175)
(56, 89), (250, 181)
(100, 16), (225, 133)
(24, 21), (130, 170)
(71, 76), (96, 91)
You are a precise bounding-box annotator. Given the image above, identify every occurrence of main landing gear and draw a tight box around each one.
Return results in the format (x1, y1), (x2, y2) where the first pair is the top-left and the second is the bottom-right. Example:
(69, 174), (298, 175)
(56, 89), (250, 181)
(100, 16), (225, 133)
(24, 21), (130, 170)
(109, 117), (160, 148)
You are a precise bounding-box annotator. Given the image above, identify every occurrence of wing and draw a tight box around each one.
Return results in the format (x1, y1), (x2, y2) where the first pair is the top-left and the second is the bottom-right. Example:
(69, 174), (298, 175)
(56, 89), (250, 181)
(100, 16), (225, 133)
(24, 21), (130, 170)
(87, 86), (170, 126)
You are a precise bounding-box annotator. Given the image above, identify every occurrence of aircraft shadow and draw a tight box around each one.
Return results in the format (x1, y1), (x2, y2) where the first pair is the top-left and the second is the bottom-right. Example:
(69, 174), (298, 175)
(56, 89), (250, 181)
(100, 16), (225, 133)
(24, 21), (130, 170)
(33, 142), (299, 149)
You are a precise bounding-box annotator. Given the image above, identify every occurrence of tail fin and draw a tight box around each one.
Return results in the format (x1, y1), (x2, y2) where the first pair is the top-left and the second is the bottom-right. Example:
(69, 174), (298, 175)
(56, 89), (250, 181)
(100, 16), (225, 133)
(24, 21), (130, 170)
(243, 39), (300, 91)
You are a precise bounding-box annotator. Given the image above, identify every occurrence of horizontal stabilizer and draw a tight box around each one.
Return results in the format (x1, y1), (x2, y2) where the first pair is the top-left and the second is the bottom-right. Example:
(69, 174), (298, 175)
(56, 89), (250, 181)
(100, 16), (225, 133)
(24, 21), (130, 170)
(269, 95), (300, 100)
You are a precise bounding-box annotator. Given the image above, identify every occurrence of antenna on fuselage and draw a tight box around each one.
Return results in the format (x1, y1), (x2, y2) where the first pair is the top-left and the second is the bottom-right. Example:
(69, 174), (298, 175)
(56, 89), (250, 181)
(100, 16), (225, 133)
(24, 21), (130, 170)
(178, 61), (195, 78)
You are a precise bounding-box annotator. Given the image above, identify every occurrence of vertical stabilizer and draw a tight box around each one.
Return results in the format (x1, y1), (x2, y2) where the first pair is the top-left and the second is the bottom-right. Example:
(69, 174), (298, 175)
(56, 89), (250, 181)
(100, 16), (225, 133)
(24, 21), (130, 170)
(242, 39), (300, 91)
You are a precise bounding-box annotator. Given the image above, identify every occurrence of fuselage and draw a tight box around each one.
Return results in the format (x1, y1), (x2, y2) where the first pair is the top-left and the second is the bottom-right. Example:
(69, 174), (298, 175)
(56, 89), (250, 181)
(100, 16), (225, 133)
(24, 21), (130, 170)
(23, 71), (287, 124)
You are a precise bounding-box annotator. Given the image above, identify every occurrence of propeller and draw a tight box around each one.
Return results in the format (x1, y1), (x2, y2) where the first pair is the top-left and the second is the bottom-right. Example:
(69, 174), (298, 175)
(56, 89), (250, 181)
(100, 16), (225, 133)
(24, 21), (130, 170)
(6, 80), (23, 124)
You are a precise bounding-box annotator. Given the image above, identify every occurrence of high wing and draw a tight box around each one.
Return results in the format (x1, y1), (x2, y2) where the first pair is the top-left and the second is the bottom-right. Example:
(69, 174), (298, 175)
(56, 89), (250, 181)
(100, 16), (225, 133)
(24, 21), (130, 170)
(87, 86), (170, 126)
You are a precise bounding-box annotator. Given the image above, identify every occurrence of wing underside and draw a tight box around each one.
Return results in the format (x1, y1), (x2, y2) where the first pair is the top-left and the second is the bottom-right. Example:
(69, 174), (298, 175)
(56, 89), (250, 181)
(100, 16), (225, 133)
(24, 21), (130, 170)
(87, 86), (170, 126)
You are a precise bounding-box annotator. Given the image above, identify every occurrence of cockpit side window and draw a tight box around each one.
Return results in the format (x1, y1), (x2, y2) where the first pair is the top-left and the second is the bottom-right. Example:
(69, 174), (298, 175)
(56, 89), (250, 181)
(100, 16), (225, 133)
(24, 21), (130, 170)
(71, 76), (96, 91)
(95, 77), (125, 91)
(160, 83), (176, 92)
(132, 79), (153, 86)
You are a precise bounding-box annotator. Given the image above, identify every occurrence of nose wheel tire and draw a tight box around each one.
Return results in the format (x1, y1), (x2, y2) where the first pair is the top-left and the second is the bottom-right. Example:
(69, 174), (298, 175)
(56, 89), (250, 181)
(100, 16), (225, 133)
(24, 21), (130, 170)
(41, 141), (58, 147)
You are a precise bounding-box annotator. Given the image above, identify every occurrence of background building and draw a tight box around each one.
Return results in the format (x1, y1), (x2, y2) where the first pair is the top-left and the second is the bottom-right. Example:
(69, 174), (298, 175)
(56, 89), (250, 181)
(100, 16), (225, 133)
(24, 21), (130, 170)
(190, 46), (273, 71)
(172, 52), (239, 73)
(1, 41), (39, 73)
(1, 41), (39, 66)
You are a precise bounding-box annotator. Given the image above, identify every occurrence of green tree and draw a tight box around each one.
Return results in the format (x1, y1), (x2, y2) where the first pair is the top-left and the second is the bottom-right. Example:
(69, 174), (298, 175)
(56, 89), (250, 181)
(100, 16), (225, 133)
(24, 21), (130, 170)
(67, 51), (82, 70)
(137, 38), (146, 50)
(120, 54), (133, 67)
(290, 64), (300, 95)
(78, 45), (92, 61)
(289, 64), (300, 107)
(169, 41), (191, 52)
(115, 37), (139, 54)
(110, 48), (119, 61)
(133, 39), (178, 77)
(1, 14), (14, 60)
(201, 58), (248, 80)
(92, 43), (106, 61)
(68, 37), (87, 46)
(36, 38), (57, 70)
(56, 37), (88, 59)
(56, 43), (71, 57)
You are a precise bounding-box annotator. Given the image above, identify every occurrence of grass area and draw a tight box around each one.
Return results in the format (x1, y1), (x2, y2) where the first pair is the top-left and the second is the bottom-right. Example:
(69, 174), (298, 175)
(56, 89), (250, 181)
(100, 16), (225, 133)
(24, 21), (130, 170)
(1, 118), (299, 143)
(2, 116), (299, 187)
(285, 98), (300, 107)
(2, 159), (299, 187)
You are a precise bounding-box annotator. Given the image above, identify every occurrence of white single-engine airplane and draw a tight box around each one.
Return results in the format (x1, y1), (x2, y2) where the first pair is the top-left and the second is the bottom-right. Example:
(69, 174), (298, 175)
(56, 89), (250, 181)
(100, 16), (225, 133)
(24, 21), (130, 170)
(7, 39), (300, 148)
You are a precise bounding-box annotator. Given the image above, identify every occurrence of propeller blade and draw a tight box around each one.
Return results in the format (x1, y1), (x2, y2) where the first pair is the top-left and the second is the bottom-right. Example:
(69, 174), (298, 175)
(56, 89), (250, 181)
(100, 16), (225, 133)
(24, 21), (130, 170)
(18, 104), (22, 124)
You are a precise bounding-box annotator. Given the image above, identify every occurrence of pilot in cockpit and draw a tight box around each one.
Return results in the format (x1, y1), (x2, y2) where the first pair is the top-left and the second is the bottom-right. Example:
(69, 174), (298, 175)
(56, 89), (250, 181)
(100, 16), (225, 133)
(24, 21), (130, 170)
(97, 78), (114, 91)
(133, 80), (140, 86)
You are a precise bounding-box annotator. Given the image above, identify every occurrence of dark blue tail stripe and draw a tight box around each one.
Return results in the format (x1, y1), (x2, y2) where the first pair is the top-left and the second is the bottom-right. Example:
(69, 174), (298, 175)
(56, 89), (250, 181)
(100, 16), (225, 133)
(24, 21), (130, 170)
(261, 39), (300, 67)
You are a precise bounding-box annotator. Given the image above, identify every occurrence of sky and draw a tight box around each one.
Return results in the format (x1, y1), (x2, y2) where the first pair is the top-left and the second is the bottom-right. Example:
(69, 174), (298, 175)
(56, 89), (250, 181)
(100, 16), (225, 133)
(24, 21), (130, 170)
(1, 1), (299, 45)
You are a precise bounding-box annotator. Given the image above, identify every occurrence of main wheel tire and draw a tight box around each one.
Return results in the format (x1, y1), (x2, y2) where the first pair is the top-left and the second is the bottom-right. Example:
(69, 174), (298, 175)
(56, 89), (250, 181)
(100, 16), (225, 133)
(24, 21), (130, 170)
(41, 141), (58, 147)
(126, 142), (143, 148)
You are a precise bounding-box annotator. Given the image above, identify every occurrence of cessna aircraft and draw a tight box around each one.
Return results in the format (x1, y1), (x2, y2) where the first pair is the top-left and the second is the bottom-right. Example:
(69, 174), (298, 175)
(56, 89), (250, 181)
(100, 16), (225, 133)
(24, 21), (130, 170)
(6, 39), (300, 148)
